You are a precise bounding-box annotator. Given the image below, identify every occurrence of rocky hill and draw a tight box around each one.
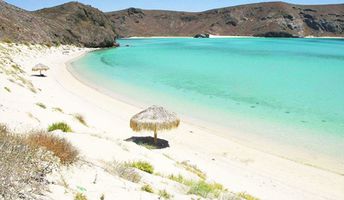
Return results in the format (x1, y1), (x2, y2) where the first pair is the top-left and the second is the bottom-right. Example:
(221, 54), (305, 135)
(107, 2), (344, 38)
(0, 1), (116, 47)
(1, 1), (343, 44)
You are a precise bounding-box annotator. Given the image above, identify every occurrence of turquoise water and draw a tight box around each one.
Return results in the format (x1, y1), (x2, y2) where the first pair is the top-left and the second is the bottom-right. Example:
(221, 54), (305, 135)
(72, 38), (344, 172)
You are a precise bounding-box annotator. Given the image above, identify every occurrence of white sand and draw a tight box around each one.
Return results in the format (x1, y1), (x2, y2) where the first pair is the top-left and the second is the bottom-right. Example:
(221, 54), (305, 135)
(0, 43), (344, 200)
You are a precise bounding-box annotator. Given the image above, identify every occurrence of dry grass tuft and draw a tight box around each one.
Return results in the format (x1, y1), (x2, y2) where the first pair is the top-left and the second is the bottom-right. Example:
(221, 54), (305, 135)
(158, 189), (172, 199)
(0, 124), (59, 199)
(237, 192), (260, 200)
(52, 107), (64, 113)
(73, 113), (87, 126)
(4, 86), (11, 92)
(74, 192), (88, 200)
(178, 161), (206, 180)
(36, 102), (46, 109)
(26, 131), (78, 165)
(105, 161), (141, 183)
(2, 38), (12, 43)
(141, 184), (154, 193)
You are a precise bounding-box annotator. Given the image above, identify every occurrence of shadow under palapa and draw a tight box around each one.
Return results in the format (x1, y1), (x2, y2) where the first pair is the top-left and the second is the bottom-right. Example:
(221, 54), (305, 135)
(125, 136), (170, 149)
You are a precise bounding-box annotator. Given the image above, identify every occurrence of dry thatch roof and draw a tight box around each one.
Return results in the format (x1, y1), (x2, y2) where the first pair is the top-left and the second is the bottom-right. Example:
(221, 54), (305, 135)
(130, 105), (180, 132)
(32, 63), (49, 71)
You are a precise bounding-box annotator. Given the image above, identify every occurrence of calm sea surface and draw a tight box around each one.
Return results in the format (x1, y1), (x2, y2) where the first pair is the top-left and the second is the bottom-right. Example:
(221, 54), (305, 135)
(71, 38), (344, 172)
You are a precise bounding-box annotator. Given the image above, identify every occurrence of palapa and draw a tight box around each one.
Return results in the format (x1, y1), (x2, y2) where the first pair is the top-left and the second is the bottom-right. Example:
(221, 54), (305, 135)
(130, 105), (180, 144)
(32, 63), (49, 76)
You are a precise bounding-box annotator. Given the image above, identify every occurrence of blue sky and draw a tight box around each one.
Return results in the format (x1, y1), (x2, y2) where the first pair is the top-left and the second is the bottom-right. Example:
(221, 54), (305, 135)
(5, 0), (344, 12)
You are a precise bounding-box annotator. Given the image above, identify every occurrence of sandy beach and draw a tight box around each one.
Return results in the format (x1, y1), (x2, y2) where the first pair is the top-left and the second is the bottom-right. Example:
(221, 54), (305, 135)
(1, 42), (344, 200)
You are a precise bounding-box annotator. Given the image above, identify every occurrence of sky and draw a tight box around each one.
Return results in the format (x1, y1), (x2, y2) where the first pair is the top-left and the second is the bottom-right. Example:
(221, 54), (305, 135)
(5, 0), (344, 12)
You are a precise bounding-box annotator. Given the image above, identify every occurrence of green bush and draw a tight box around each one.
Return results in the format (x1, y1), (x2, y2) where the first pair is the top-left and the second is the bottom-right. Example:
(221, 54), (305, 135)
(141, 184), (154, 193)
(48, 122), (73, 132)
(127, 161), (154, 174)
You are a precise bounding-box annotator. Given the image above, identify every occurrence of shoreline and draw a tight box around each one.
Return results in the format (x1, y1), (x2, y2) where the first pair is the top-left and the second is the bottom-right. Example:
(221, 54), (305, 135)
(126, 35), (344, 39)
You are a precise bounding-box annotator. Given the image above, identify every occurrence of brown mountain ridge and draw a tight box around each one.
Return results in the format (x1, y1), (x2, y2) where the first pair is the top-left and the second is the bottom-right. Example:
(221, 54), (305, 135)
(1, 1), (344, 46)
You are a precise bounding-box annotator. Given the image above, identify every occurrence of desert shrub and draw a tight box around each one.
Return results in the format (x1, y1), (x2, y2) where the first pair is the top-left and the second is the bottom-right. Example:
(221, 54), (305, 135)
(105, 161), (141, 183)
(168, 174), (224, 198)
(48, 122), (73, 132)
(168, 174), (193, 186)
(158, 189), (172, 199)
(3, 86), (10, 93)
(53, 41), (61, 47)
(73, 113), (87, 126)
(127, 161), (154, 174)
(26, 131), (78, 165)
(188, 180), (224, 198)
(141, 184), (154, 193)
(52, 107), (64, 113)
(36, 102), (46, 109)
(11, 64), (24, 73)
(0, 123), (8, 134)
(0, 127), (59, 199)
(178, 161), (206, 180)
(75, 192), (88, 200)
(237, 192), (260, 200)
(3, 38), (12, 43)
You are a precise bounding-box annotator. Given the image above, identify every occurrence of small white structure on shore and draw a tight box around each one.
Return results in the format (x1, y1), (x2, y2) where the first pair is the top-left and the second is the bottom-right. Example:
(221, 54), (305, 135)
(130, 105), (180, 144)
(32, 63), (49, 76)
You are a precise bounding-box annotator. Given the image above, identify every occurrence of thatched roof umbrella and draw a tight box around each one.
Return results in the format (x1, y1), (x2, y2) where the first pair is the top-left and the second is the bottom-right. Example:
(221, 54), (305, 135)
(32, 63), (49, 76)
(130, 105), (180, 144)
